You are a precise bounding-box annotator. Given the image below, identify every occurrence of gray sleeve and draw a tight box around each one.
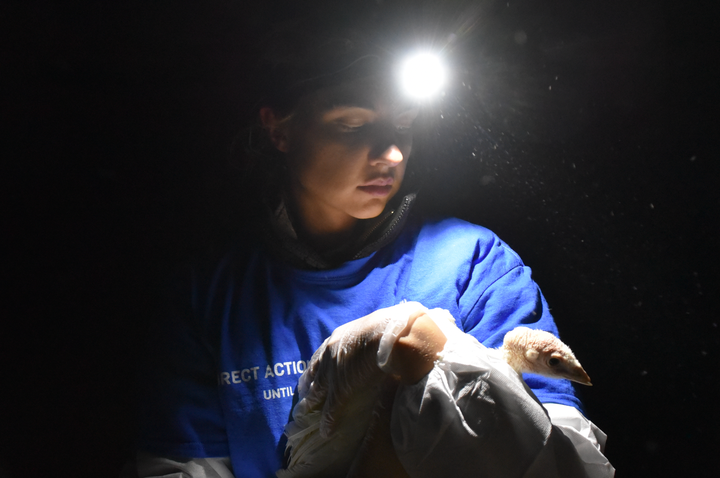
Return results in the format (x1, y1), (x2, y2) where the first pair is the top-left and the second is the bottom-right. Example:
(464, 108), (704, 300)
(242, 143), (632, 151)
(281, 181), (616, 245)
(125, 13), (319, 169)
(122, 452), (235, 478)
(545, 404), (616, 478)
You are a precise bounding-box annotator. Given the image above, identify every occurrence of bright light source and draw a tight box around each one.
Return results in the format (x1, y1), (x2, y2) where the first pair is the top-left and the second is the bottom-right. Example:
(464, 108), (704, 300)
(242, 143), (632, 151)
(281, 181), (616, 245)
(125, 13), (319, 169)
(400, 53), (445, 99)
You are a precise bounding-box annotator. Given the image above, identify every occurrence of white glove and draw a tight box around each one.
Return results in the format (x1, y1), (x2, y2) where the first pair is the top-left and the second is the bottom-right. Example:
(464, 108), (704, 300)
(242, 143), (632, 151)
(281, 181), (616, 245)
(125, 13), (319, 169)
(294, 301), (429, 438)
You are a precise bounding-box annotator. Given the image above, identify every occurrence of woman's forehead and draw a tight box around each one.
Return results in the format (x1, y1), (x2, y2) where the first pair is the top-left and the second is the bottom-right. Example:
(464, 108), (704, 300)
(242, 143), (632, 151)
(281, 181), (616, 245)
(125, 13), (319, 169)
(306, 76), (417, 114)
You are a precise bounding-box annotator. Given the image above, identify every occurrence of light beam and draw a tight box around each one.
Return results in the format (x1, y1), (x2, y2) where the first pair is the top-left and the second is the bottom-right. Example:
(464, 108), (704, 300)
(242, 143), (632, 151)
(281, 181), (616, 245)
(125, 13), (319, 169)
(400, 53), (445, 99)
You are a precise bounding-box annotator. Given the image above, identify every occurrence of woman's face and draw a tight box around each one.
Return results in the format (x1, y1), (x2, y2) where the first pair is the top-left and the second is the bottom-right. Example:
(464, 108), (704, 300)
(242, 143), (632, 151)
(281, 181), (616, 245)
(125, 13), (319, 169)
(264, 77), (418, 236)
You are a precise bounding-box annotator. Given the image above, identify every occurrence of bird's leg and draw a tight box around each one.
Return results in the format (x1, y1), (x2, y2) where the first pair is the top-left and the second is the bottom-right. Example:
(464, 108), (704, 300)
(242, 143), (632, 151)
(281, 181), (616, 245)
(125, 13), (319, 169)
(345, 376), (410, 478)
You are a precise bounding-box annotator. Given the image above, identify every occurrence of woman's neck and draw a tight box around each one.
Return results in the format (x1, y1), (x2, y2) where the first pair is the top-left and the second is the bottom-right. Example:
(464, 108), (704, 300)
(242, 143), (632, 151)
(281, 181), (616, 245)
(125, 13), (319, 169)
(301, 224), (361, 253)
(285, 195), (360, 254)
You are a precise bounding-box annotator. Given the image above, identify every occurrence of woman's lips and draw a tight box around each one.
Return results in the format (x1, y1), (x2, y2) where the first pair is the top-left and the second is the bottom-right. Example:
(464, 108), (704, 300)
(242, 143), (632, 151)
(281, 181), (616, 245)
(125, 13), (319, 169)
(358, 185), (393, 197)
(361, 176), (394, 187)
(358, 176), (395, 197)
(358, 176), (394, 196)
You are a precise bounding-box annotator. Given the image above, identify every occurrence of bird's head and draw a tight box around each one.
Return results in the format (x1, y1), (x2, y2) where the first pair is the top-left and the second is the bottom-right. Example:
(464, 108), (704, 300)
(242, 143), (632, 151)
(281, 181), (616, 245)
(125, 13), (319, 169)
(502, 327), (592, 386)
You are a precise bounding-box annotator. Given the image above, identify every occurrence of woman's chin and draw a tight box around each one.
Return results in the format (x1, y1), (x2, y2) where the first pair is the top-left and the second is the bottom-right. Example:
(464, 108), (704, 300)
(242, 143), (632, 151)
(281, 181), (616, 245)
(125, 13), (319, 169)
(353, 199), (392, 220)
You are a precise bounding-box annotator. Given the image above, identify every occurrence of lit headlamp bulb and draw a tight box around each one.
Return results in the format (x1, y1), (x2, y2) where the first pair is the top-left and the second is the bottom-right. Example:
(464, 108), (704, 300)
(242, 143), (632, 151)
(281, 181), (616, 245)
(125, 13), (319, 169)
(400, 53), (445, 99)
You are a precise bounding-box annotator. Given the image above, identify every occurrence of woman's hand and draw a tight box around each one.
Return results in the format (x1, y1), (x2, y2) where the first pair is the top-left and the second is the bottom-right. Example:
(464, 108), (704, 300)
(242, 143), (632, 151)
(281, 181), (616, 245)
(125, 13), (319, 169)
(296, 302), (447, 438)
(387, 312), (447, 385)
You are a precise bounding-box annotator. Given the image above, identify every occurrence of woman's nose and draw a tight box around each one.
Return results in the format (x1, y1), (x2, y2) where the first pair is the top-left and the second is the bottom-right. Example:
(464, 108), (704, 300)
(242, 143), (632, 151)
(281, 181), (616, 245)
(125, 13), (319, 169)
(370, 145), (404, 167)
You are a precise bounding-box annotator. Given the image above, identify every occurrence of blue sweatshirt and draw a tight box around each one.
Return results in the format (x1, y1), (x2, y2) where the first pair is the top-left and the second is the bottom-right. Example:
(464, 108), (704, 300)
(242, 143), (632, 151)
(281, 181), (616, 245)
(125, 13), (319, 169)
(138, 217), (582, 478)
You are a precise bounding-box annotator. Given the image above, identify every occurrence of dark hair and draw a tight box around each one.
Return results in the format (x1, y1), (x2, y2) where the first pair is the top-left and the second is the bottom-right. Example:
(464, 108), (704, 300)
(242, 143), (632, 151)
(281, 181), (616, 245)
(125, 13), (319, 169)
(256, 19), (393, 113)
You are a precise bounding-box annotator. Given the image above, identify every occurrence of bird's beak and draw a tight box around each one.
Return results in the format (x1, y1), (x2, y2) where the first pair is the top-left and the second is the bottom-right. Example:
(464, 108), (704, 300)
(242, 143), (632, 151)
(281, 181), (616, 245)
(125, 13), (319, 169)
(565, 363), (593, 386)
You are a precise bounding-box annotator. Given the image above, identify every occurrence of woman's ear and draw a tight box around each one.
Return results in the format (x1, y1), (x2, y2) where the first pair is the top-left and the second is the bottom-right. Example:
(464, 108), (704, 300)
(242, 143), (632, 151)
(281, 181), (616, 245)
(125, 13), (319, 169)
(259, 107), (290, 153)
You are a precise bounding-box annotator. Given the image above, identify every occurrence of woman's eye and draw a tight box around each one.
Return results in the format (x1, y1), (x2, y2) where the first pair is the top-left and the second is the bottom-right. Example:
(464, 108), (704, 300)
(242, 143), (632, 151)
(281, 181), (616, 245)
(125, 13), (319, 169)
(395, 108), (419, 134)
(396, 124), (413, 134)
(337, 123), (364, 132)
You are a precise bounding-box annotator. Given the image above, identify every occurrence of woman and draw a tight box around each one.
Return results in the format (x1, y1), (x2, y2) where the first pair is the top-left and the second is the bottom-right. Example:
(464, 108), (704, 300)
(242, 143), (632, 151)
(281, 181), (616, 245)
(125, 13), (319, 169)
(129, 18), (613, 478)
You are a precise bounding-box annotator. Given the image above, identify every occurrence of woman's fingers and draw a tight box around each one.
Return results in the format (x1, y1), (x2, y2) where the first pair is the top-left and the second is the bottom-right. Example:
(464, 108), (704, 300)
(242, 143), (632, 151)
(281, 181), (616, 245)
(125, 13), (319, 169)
(388, 312), (447, 385)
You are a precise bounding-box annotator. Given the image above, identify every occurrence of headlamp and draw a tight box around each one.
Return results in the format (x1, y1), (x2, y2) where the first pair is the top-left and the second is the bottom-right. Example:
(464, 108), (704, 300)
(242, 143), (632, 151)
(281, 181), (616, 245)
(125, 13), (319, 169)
(399, 53), (445, 99)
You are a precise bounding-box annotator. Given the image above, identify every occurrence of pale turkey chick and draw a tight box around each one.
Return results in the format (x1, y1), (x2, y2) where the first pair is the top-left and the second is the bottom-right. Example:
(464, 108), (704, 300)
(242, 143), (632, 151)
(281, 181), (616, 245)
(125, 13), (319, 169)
(500, 326), (592, 386)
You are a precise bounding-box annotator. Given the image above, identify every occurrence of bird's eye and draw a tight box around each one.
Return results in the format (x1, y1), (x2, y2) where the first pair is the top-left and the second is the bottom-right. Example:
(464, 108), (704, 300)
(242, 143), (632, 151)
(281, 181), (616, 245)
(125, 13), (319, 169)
(548, 358), (561, 367)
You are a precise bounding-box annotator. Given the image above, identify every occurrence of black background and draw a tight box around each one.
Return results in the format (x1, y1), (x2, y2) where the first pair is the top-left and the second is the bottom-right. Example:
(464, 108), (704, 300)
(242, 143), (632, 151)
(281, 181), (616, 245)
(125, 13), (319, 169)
(3, 0), (718, 477)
